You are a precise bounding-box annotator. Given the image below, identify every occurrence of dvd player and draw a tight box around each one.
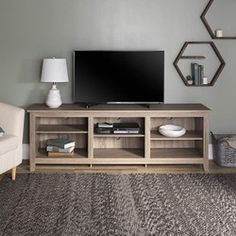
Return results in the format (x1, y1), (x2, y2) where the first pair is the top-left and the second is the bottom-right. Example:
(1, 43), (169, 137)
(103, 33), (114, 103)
(95, 122), (141, 134)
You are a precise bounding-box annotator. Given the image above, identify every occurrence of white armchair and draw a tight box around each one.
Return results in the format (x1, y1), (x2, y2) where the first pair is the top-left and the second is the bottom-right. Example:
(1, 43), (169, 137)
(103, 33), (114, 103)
(0, 102), (25, 180)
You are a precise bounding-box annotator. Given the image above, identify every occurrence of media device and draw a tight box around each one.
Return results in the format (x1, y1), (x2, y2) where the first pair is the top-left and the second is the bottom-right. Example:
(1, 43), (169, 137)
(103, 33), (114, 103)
(73, 51), (164, 105)
(95, 123), (141, 134)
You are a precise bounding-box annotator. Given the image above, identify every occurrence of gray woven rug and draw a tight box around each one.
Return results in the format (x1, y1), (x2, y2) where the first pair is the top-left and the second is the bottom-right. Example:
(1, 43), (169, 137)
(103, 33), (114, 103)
(0, 174), (235, 236)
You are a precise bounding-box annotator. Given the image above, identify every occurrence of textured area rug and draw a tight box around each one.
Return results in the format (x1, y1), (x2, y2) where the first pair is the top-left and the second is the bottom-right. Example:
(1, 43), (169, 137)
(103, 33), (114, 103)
(0, 174), (236, 236)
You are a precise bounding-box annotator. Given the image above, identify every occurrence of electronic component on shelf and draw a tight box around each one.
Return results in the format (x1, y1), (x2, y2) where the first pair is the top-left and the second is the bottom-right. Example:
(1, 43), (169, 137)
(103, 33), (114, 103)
(97, 122), (113, 128)
(95, 122), (141, 134)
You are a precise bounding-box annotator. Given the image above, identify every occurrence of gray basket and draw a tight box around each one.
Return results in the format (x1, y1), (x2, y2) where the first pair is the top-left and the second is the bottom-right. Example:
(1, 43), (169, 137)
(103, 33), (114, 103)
(211, 132), (236, 167)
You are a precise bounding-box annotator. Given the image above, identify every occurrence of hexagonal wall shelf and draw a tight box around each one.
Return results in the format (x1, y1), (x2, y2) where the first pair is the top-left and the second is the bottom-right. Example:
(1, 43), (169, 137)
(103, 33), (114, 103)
(173, 41), (225, 86)
(201, 0), (236, 39)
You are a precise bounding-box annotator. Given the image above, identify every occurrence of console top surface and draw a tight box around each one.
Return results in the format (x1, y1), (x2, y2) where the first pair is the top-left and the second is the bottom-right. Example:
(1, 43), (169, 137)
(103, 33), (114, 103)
(27, 103), (210, 112)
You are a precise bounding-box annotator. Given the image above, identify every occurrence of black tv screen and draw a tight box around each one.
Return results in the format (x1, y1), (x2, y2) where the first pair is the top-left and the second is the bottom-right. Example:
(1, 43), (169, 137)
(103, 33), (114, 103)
(73, 51), (164, 104)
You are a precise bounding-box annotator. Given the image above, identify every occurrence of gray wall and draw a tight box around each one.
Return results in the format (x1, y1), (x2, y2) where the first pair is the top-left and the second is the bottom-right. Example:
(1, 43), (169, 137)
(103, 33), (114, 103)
(0, 0), (236, 143)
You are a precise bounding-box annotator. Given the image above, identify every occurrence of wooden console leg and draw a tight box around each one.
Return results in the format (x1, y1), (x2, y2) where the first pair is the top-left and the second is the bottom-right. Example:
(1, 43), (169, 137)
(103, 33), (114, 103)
(12, 167), (16, 180)
(203, 162), (209, 173)
(30, 161), (36, 172)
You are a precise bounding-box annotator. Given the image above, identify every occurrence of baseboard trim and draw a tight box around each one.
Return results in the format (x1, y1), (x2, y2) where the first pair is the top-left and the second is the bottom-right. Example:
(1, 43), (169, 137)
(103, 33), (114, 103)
(23, 144), (29, 160)
(209, 144), (213, 160)
(22, 144), (214, 160)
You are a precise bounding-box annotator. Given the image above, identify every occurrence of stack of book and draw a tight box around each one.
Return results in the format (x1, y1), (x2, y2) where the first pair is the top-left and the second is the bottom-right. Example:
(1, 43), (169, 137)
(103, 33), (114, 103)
(191, 63), (204, 85)
(46, 139), (75, 157)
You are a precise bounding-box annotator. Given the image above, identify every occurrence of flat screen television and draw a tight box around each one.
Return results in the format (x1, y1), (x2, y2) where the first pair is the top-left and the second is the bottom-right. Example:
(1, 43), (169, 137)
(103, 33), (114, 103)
(73, 51), (164, 105)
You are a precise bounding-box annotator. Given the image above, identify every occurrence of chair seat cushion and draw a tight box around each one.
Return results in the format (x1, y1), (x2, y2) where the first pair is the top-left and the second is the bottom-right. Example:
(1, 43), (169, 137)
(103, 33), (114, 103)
(0, 134), (18, 155)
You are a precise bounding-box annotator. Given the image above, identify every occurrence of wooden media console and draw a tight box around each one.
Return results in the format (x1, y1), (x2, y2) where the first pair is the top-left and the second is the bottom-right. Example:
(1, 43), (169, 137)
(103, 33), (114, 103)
(28, 104), (210, 172)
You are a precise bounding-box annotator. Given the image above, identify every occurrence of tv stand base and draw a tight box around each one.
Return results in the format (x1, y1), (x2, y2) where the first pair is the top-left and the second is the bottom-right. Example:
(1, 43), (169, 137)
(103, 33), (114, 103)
(27, 103), (210, 173)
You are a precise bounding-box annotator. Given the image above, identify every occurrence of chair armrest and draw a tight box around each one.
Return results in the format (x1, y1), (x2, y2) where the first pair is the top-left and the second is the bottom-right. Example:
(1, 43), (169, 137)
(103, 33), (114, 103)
(0, 102), (25, 141)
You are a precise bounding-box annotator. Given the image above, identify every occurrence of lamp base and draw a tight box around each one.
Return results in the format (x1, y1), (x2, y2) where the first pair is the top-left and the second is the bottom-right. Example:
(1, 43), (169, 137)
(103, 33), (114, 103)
(46, 84), (62, 108)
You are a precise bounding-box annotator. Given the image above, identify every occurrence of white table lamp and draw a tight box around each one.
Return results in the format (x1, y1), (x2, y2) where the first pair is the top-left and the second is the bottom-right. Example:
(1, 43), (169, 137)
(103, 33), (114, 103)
(41, 58), (69, 108)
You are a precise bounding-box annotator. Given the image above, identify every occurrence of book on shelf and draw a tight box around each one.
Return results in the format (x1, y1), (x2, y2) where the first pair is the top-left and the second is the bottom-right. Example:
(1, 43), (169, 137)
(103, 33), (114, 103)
(46, 145), (75, 153)
(198, 65), (204, 85)
(47, 139), (75, 149)
(191, 63), (204, 85)
(48, 151), (74, 157)
(191, 63), (199, 85)
(0, 127), (4, 137)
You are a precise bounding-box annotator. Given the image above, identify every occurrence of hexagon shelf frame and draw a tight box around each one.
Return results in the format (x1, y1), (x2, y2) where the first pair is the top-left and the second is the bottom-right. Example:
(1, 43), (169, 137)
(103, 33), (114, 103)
(201, 0), (236, 39)
(173, 41), (225, 87)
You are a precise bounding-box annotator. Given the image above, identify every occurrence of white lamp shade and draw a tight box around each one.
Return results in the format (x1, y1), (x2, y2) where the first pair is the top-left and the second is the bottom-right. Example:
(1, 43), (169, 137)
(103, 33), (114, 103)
(41, 58), (69, 83)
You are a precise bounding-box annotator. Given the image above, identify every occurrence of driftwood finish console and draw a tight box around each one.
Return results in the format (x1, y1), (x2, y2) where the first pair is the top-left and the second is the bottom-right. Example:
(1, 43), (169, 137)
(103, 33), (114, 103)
(28, 104), (210, 172)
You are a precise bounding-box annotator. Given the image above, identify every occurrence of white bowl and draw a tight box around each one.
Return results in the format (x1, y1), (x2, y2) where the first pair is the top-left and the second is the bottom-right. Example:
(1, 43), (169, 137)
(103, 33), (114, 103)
(158, 124), (186, 138)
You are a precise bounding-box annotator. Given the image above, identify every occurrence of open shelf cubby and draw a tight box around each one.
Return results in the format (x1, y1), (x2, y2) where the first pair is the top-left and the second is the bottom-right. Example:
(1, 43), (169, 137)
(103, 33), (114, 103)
(150, 117), (204, 161)
(28, 104), (210, 172)
(201, 0), (236, 40)
(174, 41), (225, 86)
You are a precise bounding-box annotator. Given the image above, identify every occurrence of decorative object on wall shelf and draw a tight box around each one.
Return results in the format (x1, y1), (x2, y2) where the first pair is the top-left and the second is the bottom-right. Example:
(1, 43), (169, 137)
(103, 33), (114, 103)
(173, 41), (225, 87)
(201, 0), (236, 40)
(186, 75), (193, 85)
(215, 29), (223, 38)
(158, 124), (186, 138)
(202, 77), (208, 85)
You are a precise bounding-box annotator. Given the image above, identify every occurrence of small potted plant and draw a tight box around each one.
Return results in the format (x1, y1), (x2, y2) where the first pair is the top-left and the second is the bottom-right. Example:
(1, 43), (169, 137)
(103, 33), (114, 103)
(186, 75), (193, 85)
